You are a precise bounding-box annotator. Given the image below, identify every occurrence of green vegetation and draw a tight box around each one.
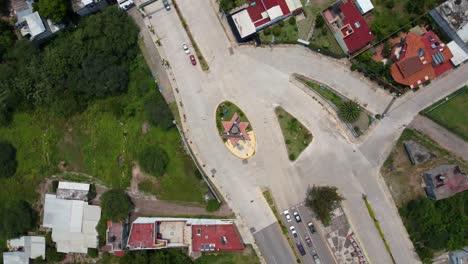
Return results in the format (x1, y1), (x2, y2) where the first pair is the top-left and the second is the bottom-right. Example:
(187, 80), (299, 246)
(0, 141), (17, 178)
(206, 199), (221, 212)
(301, 77), (344, 106)
(0, 200), (35, 244)
(400, 194), (467, 263)
(216, 101), (251, 138)
(99, 248), (193, 264)
(381, 129), (468, 206)
(219, 0), (247, 12)
(88, 248), (99, 258)
(354, 50), (392, 82)
(100, 189), (133, 221)
(195, 245), (260, 264)
(172, 0), (209, 71)
(305, 186), (343, 226)
(309, 18), (346, 58)
(363, 197), (396, 263)
(260, 20), (298, 44)
(0, 20), (15, 60)
(33, 0), (69, 23)
(138, 146), (170, 177)
(421, 86), (467, 141)
(369, 0), (442, 40)
(338, 100), (362, 123)
(275, 107), (313, 161)
(45, 232), (66, 262)
(145, 92), (174, 130)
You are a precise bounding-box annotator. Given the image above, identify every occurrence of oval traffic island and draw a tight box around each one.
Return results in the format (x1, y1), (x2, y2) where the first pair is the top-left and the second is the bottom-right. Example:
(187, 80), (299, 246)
(216, 101), (256, 159)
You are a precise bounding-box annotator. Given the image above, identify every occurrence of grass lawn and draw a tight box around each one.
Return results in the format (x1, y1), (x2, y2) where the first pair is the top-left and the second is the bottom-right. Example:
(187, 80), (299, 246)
(421, 86), (467, 141)
(300, 77), (344, 107)
(381, 129), (468, 206)
(275, 107), (313, 161)
(309, 25), (345, 57)
(194, 245), (260, 264)
(259, 20), (298, 44)
(0, 53), (208, 205)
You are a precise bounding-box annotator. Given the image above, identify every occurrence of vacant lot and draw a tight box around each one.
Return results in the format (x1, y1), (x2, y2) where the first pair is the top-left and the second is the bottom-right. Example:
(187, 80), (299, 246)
(381, 129), (468, 206)
(194, 245), (260, 264)
(0, 54), (208, 206)
(422, 86), (467, 141)
(275, 107), (313, 161)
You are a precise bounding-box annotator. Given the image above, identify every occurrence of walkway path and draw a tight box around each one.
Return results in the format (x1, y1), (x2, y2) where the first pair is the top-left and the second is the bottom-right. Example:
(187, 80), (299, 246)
(409, 115), (468, 160)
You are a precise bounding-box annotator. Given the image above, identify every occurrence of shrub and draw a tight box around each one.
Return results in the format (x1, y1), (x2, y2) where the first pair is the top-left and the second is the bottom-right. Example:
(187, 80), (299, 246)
(272, 26), (281, 36)
(279, 21), (285, 27)
(385, 0), (395, 9)
(138, 146), (169, 177)
(264, 28), (271, 35)
(0, 200), (35, 240)
(315, 14), (325, 28)
(0, 141), (17, 178)
(305, 186), (343, 225)
(144, 92), (174, 130)
(100, 189), (133, 221)
(206, 200), (220, 212)
(338, 100), (362, 123)
(350, 64), (357, 71)
(289, 153), (296, 160)
(289, 17), (296, 25)
(88, 248), (99, 258)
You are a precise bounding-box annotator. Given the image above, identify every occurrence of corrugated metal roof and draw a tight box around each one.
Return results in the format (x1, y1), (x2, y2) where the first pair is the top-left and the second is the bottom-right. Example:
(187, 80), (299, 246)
(24, 12), (45, 37)
(3, 252), (28, 264)
(448, 41), (468, 66)
(58, 181), (90, 191)
(356, 0), (374, 14)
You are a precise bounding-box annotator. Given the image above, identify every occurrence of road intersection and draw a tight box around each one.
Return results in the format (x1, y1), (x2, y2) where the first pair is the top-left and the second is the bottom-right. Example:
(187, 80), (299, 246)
(133, 0), (468, 263)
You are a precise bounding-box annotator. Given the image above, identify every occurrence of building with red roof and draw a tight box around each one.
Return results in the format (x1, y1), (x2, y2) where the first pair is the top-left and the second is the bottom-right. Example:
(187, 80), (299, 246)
(390, 31), (453, 88)
(125, 217), (244, 255)
(322, 0), (374, 54)
(229, 0), (302, 40)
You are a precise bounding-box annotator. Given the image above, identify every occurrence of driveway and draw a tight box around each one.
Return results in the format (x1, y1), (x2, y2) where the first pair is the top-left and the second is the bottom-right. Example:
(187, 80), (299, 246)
(136, 0), (468, 263)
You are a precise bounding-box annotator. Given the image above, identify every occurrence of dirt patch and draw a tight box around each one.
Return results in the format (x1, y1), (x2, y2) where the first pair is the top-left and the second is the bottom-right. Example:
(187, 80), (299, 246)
(141, 122), (150, 134)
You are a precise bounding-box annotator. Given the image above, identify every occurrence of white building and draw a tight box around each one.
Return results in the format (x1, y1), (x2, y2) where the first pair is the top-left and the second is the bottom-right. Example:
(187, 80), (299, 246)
(42, 182), (101, 254)
(447, 41), (468, 66)
(3, 236), (45, 264)
(355, 0), (374, 14)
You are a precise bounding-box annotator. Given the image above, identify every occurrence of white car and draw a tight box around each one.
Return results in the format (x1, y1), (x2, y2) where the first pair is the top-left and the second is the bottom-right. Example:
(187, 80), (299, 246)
(283, 210), (291, 222)
(117, 0), (134, 10)
(290, 226), (297, 237)
(182, 43), (190, 54)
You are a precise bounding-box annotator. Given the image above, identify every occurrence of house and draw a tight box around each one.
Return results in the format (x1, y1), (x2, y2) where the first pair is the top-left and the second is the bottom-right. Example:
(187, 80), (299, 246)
(71, 0), (108, 16)
(355, 0), (374, 15)
(447, 41), (468, 66)
(3, 236), (46, 264)
(322, 1), (374, 54)
(104, 221), (129, 256)
(126, 217), (244, 254)
(229, 0), (303, 41)
(42, 182), (101, 254)
(56, 181), (90, 201)
(390, 31), (454, 88)
(430, 0), (468, 55)
(449, 247), (468, 264)
(422, 165), (468, 200)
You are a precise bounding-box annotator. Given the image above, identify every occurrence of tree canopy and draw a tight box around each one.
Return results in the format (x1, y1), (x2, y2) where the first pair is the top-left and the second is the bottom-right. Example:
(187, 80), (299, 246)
(34, 0), (69, 23)
(0, 141), (18, 178)
(305, 186), (343, 225)
(100, 189), (133, 221)
(399, 194), (468, 263)
(0, 7), (139, 125)
(138, 146), (169, 177)
(144, 93), (173, 130)
(0, 200), (35, 240)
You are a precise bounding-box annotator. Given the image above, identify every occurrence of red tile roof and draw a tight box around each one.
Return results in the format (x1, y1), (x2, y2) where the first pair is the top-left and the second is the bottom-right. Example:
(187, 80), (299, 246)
(127, 223), (155, 249)
(339, 2), (374, 53)
(221, 113), (251, 146)
(192, 224), (244, 252)
(246, 0), (292, 28)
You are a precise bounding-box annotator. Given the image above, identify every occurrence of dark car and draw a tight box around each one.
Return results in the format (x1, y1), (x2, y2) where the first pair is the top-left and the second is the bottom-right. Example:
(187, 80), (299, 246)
(305, 236), (313, 247)
(190, 55), (196, 65)
(293, 211), (301, 222)
(296, 242), (306, 256)
(162, 0), (170, 10)
(308, 222), (316, 233)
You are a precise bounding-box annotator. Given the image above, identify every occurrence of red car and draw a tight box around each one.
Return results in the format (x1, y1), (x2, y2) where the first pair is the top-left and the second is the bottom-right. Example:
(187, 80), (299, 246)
(190, 55), (196, 65)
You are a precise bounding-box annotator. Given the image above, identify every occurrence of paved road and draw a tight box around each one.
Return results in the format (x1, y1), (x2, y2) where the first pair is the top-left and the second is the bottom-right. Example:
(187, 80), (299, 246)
(409, 115), (468, 161)
(254, 223), (297, 264)
(135, 0), (468, 263)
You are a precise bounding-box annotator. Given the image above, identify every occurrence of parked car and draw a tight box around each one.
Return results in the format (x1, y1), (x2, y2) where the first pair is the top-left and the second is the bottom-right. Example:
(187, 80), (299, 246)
(293, 211), (301, 222)
(190, 55), (196, 65)
(118, 0), (134, 10)
(289, 226), (297, 237)
(296, 242), (306, 256)
(284, 210), (291, 222)
(162, 0), (170, 10)
(308, 221), (316, 233)
(313, 255), (321, 264)
(182, 43), (190, 54)
(305, 236), (313, 247)
(311, 250), (317, 257)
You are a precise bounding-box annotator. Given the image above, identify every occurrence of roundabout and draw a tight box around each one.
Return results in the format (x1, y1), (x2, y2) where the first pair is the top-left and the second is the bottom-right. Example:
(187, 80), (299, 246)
(216, 101), (256, 159)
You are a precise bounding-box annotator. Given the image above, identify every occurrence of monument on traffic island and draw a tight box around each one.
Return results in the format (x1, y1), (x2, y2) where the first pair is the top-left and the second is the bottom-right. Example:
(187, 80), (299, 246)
(221, 113), (250, 146)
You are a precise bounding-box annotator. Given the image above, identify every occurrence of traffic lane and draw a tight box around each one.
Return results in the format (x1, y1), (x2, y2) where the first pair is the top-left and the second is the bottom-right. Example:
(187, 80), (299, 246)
(282, 210), (316, 264)
(254, 223), (297, 264)
(296, 205), (335, 264)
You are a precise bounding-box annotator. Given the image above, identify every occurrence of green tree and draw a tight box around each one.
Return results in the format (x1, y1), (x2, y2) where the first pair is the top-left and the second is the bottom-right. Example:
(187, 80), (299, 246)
(315, 14), (325, 28)
(0, 20), (16, 60)
(338, 100), (362, 123)
(0, 200), (35, 240)
(206, 200), (220, 212)
(305, 186), (343, 225)
(138, 146), (169, 177)
(0, 141), (17, 178)
(100, 189), (133, 221)
(34, 0), (69, 23)
(144, 92), (173, 130)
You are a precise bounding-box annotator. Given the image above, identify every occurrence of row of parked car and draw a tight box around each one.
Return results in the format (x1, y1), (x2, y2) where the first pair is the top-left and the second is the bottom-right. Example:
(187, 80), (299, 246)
(284, 210), (321, 263)
(118, 0), (170, 12)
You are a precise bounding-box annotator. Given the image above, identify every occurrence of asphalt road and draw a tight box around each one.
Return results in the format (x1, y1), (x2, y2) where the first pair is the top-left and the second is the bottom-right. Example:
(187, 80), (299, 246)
(133, 0), (468, 262)
(254, 223), (297, 264)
